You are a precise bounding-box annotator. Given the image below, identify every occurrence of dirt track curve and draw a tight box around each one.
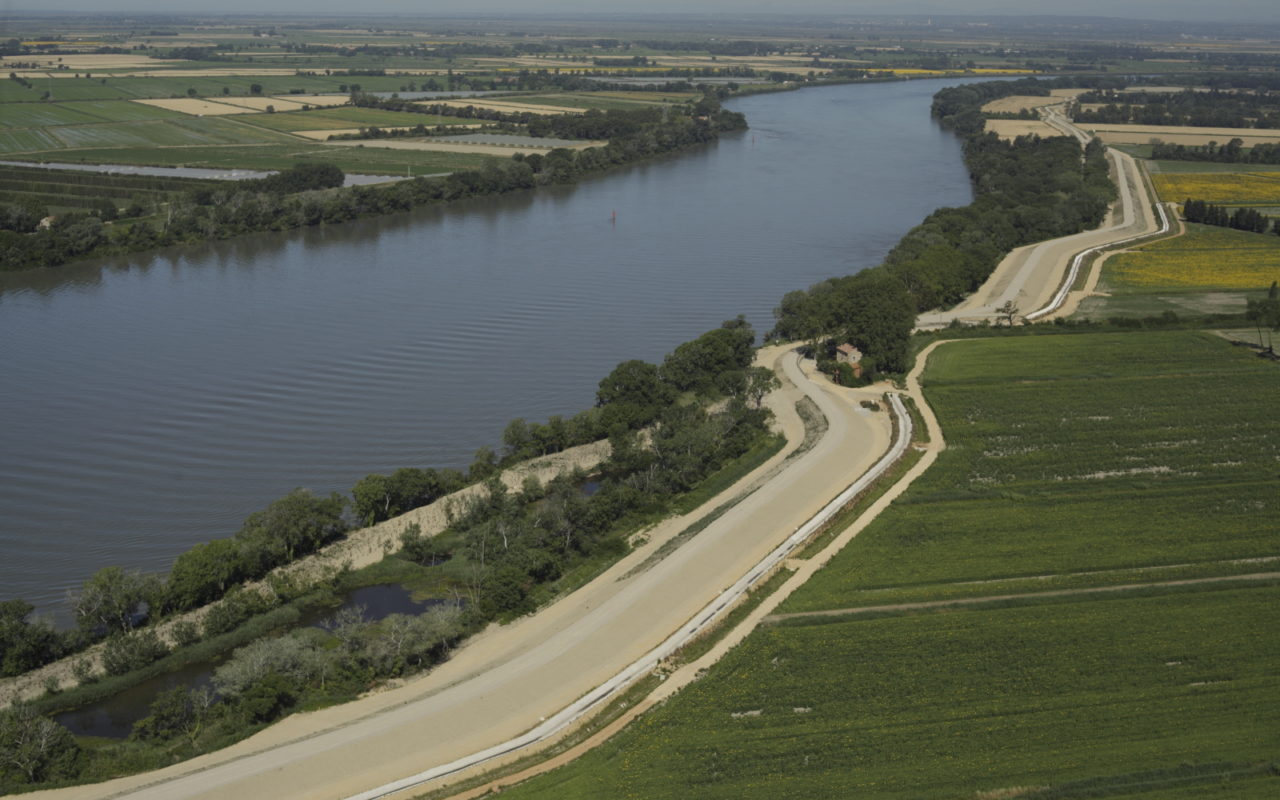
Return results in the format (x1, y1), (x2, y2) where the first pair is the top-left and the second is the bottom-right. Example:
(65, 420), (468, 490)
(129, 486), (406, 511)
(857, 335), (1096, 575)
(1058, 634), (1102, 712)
(917, 107), (1167, 327)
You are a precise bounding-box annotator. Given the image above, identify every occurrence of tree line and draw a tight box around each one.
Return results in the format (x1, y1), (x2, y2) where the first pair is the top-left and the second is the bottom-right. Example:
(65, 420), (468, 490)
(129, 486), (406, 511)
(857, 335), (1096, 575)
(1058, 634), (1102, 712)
(772, 79), (1116, 376)
(1181, 199), (1275, 234)
(0, 94), (745, 271)
(1073, 89), (1280, 129)
(1151, 139), (1280, 165)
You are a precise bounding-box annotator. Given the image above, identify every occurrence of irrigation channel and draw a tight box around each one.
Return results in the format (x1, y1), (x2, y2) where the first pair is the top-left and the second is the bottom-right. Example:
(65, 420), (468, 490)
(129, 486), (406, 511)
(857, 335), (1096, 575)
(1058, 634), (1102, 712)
(0, 78), (987, 621)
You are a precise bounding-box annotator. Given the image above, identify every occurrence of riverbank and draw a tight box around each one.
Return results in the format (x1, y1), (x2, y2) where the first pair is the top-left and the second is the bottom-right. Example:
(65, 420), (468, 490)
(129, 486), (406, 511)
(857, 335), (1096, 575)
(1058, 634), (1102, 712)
(21, 344), (895, 800)
(0, 441), (609, 708)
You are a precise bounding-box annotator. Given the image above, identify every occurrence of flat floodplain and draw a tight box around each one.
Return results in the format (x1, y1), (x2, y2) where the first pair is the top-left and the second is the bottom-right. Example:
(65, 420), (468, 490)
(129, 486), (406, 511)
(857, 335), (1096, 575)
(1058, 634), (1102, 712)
(497, 332), (1280, 800)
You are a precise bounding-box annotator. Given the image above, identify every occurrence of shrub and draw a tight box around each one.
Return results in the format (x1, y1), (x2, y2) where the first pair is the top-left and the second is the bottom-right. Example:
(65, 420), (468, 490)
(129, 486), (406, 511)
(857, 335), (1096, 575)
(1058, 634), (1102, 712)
(101, 629), (169, 676)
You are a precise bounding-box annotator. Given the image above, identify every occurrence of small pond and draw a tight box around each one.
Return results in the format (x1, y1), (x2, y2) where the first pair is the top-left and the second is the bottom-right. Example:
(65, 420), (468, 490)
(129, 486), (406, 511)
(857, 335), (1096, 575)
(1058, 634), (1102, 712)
(55, 584), (444, 739)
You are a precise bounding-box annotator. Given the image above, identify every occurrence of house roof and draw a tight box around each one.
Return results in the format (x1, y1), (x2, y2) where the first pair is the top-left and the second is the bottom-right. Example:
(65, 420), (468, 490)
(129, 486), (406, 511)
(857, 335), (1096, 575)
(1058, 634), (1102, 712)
(836, 343), (860, 355)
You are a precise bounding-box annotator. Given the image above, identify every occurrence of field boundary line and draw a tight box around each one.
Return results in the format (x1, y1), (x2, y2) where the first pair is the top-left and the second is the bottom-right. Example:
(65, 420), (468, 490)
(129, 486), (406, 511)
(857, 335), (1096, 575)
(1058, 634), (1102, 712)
(764, 571), (1280, 623)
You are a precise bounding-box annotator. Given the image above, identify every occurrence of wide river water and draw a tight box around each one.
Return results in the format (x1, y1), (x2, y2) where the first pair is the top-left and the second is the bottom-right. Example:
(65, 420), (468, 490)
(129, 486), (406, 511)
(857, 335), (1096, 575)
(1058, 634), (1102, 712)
(0, 79), (979, 620)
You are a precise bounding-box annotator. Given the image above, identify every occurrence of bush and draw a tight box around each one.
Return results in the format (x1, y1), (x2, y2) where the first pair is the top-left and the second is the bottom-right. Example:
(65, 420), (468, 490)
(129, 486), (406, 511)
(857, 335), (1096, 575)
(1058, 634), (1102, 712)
(101, 629), (169, 676)
(169, 620), (201, 648)
(399, 523), (450, 566)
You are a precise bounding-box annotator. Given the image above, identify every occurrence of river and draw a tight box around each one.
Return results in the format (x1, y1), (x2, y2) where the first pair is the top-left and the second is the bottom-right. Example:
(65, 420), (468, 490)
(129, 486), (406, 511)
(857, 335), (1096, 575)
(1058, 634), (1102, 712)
(0, 78), (980, 621)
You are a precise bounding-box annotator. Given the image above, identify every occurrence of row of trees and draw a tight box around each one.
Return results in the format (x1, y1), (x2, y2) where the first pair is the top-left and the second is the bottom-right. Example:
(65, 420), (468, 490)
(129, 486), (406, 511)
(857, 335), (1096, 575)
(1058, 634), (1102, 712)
(1151, 139), (1280, 165)
(1181, 199), (1275, 234)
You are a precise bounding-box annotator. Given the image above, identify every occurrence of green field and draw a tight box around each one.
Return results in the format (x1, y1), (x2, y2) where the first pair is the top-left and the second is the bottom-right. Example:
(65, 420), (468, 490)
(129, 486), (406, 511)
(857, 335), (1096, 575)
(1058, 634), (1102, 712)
(0, 100), (185, 127)
(243, 107), (469, 132)
(7, 142), (491, 174)
(0, 117), (294, 154)
(513, 93), (671, 111)
(0, 102), (111, 127)
(781, 333), (1280, 612)
(494, 333), (1280, 800)
(0, 80), (137, 102)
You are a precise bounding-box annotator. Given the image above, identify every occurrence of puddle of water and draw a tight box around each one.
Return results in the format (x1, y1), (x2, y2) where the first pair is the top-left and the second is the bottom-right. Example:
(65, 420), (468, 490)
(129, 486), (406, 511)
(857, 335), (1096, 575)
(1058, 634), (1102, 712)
(55, 584), (443, 739)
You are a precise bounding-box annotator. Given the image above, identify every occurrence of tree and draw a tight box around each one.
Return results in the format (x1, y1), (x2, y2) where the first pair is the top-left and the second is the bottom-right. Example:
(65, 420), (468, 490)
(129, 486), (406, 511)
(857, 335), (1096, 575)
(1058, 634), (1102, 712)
(100, 628), (169, 676)
(502, 418), (533, 460)
(165, 538), (245, 612)
(840, 271), (916, 375)
(997, 300), (1020, 326)
(72, 567), (161, 635)
(0, 706), (80, 786)
(234, 489), (348, 568)
(468, 446), (498, 481)
(399, 522), (449, 566)
(596, 359), (674, 430)
(743, 365), (780, 407)
(1246, 280), (1280, 352)
(130, 686), (215, 745)
(0, 600), (63, 677)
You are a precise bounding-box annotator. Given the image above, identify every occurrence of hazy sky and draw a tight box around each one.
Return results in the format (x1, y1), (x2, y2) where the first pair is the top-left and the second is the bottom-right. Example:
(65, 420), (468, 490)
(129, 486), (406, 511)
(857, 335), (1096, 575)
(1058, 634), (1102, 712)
(6, 0), (1280, 24)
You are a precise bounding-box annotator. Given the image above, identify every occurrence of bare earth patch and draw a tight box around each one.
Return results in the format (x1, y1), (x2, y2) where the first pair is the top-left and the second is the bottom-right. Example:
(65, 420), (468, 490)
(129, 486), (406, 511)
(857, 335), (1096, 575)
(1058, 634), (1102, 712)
(324, 138), (605, 156)
(213, 96), (313, 112)
(427, 99), (583, 116)
(982, 95), (1060, 114)
(132, 98), (249, 116)
(985, 119), (1062, 141)
(1078, 123), (1280, 146)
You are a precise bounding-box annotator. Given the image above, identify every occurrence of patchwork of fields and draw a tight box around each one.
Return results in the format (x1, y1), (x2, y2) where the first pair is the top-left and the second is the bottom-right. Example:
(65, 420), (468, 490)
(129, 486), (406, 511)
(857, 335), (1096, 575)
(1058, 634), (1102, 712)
(496, 333), (1280, 800)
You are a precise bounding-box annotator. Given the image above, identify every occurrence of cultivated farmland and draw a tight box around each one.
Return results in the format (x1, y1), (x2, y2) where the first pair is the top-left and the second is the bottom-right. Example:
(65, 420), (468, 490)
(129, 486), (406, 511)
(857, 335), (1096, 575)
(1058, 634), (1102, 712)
(1101, 224), (1280, 291)
(495, 332), (1280, 800)
(1153, 171), (1280, 205)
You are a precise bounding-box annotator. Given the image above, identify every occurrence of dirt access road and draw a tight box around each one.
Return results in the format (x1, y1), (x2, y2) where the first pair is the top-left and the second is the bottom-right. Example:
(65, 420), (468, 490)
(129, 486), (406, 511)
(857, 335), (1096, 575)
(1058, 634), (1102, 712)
(34, 346), (891, 800)
(917, 107), (1165, 328)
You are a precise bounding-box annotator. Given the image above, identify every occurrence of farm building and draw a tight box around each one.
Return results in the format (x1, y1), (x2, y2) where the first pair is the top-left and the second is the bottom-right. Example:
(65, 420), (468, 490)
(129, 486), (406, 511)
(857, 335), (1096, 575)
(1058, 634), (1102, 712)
(835, 343), (863, 379)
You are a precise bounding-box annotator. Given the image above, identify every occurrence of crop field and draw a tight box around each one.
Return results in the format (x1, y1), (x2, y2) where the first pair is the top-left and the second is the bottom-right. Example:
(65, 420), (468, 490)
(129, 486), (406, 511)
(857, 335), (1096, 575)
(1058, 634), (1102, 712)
(16, 142), (491, 174)
(0, 117), (298, 155)
(496, 333), (1280, 800)
(1082, 124), (1280, 147)
(981, 94), (1060, 114)
(0, 100), (187, 127)
(510, 93), (671, 111)
(0, 102), (106, 128)
(244, 107), (468, 132)
(0, 80), (136, 102)
(1152, 171), (1280, 204)
(1099, 224), (1280, 291)
(782, 333), (1280, 611)
(984, 119), (1062, 140)
(0, 164), (218, 211)
(502, 586), (1279, 800)
(1147, 159), (1280, 174)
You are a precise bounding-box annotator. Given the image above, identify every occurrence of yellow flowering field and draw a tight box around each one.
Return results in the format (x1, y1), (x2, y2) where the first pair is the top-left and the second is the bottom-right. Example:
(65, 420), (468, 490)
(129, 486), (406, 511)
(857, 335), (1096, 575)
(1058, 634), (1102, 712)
(1105, 224), (1280, 289)
(1152, 171), (1280, 204)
